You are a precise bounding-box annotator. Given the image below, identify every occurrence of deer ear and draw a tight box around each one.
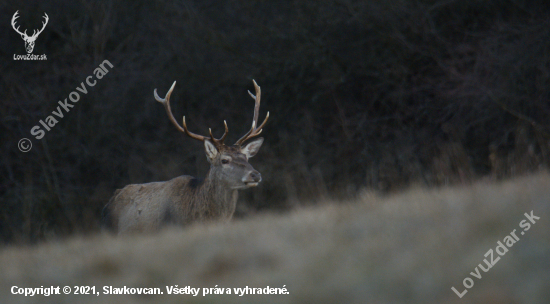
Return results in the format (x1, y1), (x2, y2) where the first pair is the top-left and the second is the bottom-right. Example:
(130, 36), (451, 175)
(204, 139), (218, 162)
(241, 137), (264, 159)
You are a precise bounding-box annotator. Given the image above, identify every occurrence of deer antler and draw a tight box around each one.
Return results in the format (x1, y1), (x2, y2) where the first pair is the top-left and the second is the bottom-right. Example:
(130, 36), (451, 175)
(11, 11), (49, 38)
(234, 80), (270, 146)
(31, 13), (49, 38)
(154, 81), (228, 146)
(11, 11), (25, 36)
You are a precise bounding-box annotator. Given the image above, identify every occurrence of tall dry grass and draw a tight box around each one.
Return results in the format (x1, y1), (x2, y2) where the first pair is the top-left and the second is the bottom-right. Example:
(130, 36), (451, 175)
(1, 173), (548, 303)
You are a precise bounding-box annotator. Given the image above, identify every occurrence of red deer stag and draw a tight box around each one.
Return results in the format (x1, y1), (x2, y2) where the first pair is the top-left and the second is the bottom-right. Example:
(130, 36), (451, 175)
(103, 80), (269, 233)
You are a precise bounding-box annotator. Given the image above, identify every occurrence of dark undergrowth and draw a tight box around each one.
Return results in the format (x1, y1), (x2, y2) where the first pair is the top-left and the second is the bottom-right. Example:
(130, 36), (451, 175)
(1, 0), (550, 244)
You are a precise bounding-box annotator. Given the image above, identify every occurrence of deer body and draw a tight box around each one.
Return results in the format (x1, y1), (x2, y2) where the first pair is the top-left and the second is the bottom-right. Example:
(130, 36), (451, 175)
(107, 175), (238, 233)
(104, 80), (268, 234)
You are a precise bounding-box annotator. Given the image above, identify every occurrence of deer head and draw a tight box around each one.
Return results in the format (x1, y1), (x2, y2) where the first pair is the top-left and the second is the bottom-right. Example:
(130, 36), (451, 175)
(154, 80), (269, 189)
(11, 11), (49, 54)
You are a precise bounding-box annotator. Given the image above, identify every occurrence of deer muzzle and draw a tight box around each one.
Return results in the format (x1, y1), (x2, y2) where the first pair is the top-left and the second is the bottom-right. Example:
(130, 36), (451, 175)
(243, 170), (262, 187)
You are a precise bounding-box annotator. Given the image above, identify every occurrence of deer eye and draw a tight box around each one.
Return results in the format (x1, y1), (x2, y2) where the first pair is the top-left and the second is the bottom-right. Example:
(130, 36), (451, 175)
(221, 158), (230, 164)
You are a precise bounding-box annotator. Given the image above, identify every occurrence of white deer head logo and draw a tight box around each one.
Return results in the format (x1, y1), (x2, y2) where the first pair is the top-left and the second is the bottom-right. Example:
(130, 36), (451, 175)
(11, 11), (49, 54)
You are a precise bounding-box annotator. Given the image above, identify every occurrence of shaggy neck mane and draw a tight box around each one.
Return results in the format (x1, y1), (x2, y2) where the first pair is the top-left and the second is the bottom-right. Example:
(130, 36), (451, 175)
(187, 168), (238, 220)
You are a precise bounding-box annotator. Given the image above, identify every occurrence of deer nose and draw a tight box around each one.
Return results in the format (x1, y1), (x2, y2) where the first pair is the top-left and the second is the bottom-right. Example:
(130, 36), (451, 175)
(249, 171), (262, 183)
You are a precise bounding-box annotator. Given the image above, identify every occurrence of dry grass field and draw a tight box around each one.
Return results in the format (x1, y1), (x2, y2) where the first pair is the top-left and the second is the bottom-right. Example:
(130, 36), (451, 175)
(1, 173), (549, 304)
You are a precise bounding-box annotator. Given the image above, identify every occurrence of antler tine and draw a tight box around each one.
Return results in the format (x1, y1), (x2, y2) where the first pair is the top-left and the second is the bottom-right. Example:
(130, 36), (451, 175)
(249, 80), (261, 127)
(208, 120), (229, 145)
(235, 80), (269, 145)
(154, 81), (228, 145)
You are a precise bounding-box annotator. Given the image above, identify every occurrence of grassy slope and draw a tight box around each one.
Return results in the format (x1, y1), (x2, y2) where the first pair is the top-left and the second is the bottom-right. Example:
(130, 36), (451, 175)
(1, 173), (549, 304)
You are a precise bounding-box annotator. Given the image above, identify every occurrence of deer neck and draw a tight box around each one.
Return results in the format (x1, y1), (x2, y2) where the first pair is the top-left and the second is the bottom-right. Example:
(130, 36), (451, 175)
(197, 168), (238, 219)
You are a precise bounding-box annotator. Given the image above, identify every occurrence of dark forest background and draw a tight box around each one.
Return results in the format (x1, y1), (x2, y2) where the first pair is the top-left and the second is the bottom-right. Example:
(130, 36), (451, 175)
(2, 0), (550, 244)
